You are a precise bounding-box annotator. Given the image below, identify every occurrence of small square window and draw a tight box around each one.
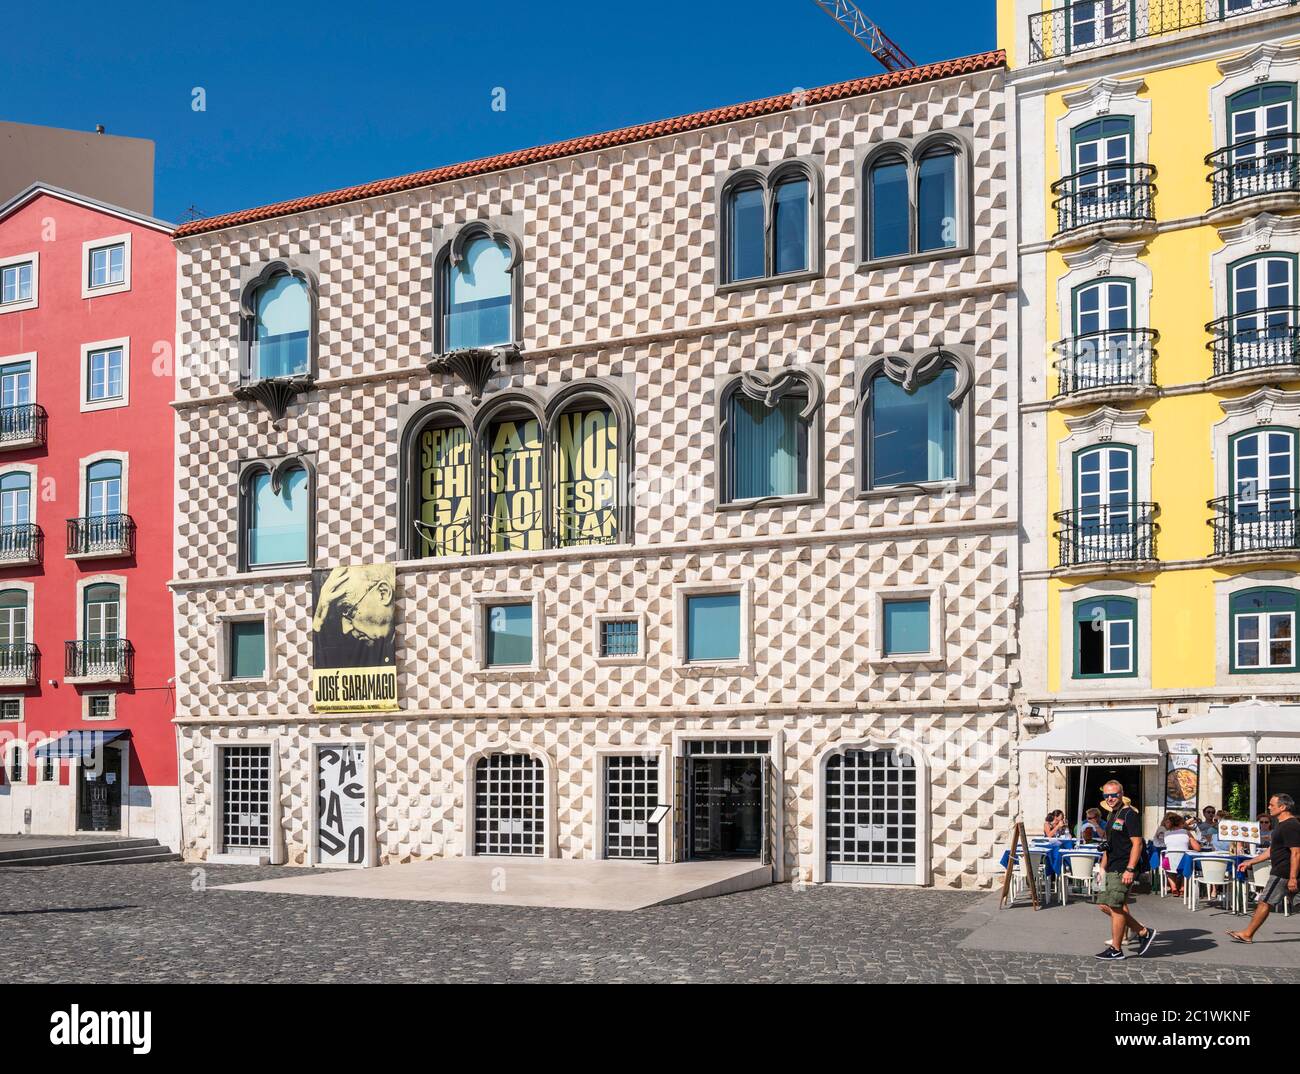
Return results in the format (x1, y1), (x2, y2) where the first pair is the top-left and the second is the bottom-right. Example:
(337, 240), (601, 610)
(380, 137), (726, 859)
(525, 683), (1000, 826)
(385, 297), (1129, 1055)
(229, 620), (267, 680)
(685, 592), (741, 663)
(599, 618), (639, 658)
(1, 262), (33, 305)
(86, 694), (113, 721)
(86, 347), (125, 402)
(88, 244), (126, 289)
(0, 697), (21, 720)
(883, 598), (931, 656)
(485, 602), (533, 667)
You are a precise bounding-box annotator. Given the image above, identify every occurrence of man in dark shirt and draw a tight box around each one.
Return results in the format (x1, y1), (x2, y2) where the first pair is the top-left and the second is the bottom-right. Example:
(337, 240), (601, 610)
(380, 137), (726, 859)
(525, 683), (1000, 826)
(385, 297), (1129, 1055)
(1095, 781), (1157, 960)
(1229, 793), (1300, 944)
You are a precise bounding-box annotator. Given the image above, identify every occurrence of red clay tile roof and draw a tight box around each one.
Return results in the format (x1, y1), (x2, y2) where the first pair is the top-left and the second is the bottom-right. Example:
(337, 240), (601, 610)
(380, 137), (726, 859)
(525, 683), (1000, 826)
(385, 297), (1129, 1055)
(173, 50), (1004, 239)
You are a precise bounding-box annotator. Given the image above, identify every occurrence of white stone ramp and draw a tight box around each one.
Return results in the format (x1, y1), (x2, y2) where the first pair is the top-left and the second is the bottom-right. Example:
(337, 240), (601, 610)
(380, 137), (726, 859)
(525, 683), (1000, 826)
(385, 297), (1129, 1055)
(216, 857), (772, 912)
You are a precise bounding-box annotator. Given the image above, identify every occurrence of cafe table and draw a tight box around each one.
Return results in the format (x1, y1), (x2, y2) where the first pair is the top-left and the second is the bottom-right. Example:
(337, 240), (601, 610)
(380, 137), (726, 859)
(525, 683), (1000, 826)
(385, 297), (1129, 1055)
(1175, 852), (1253, 913)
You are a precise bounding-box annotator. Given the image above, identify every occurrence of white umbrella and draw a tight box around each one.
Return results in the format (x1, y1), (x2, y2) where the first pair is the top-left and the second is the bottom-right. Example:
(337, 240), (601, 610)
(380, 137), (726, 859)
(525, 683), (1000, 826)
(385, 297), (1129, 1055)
(1146, 700), (1300, 817)
(1016, 716), (1159, 834)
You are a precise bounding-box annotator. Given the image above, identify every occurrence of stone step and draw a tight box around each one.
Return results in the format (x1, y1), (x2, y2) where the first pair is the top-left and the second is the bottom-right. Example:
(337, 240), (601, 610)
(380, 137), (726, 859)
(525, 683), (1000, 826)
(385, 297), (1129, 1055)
(0, 839), (175, 867)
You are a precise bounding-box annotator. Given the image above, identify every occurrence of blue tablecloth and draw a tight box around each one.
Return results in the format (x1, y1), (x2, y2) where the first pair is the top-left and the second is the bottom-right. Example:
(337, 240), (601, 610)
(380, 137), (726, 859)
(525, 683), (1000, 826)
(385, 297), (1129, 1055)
(1161, 852), (1252, 879)
(999, 840), (1085, 877)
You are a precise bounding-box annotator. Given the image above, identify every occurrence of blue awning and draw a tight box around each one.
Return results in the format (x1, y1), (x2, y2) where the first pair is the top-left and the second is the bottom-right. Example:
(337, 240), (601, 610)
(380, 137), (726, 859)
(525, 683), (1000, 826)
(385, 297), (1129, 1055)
(33, 729), (130, 760)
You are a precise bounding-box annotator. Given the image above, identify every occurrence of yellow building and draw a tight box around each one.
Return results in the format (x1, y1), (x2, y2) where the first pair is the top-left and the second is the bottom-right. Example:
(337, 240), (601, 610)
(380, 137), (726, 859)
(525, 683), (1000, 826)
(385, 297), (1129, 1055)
(1003, 0), (1300, 833)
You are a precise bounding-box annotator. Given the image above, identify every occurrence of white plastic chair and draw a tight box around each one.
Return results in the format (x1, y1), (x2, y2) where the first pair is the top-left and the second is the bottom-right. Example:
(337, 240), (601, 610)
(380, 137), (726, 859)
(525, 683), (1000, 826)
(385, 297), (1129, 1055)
(1190, 856), (1232, 912)
(1159, 851), (1185, 898)
(1060, 852), (1098, 904)
(1246, 862), (1290, 918)
(1010, 849), (1052, 906)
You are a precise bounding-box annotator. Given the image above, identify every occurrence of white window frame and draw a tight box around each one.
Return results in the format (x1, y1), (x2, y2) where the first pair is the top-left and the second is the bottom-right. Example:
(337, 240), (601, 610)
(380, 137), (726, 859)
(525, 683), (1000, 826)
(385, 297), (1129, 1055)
(471, 591), (544, 676)
(870, 585), (946, 666)
(81, 233), (133, 299)
(216, 610), (274, 686)
(0, 695), (24, 721)
(76, 451), (129, 522)
(82, 692), (117, 721)
(0, 252), (38, 314)
(591, 610), (647, 666)
(0, 351), (37, 412)
(672, 581), (753, 670)
(75, 574), (127, 642)
(79, 337), (130, 413)
(1234, 607), (1296, 670)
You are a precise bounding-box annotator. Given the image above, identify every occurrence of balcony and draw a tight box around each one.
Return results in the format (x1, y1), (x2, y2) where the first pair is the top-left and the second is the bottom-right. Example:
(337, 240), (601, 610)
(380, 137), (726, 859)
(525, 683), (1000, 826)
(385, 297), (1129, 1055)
(1206, 309), (1300, 387)
(1209, 490), (1300, 559)
(1051, 165), (1155, 245)
(0, 643), (39, 686)
(0, 404), (47, 452)
(0, 524), (42, 568)
(1054, 503), (1159, 570)
(64, 639), (133, 684)
(1053, 329), (1158, 403)
(1028, 0), (1298, 64)
(1207, 136), (1300, 221)
(66, 514), (135, 560)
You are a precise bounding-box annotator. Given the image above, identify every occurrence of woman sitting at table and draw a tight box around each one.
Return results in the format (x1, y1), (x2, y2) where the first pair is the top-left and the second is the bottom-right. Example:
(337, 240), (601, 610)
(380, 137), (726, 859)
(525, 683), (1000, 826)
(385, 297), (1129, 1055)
(1079, 808), (1104, 844)
(1160, 813), (1201, 898)
(1043, 810), (1069, 839)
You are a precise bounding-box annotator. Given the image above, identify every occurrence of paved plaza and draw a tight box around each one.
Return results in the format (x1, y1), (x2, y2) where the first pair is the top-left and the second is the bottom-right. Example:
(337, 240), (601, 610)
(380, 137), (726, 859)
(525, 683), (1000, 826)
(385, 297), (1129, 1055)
(1, 862), (1297, 983)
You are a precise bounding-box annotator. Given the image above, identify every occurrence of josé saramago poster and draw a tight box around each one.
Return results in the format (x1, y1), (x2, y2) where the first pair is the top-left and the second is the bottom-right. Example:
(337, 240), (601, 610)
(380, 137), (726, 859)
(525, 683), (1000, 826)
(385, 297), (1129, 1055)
(311, 564), (398, 712)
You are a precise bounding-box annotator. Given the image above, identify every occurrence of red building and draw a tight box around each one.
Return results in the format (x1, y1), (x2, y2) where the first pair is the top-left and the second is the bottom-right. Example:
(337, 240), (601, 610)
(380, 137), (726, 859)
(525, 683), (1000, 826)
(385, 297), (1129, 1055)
(0, 184), (177, 846)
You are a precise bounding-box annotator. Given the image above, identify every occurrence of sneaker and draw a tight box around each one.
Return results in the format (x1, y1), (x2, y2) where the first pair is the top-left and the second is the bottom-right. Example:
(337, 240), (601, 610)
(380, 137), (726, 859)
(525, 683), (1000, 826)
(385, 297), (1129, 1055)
(1136, 928), (1158, 956)
(1094, 945), (1126, 961)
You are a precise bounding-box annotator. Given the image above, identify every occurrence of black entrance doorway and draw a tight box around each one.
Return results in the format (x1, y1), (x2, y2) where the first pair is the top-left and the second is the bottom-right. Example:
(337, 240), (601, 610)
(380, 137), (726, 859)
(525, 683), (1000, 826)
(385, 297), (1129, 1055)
(689, 755), (763, 858)
(1067, 763), (1144, 831)
(77, 745), (123, 832)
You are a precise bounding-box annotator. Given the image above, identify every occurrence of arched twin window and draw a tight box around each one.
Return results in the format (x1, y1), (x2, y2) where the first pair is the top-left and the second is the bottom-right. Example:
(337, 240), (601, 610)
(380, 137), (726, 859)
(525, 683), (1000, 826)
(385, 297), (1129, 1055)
(719, 161), (820, 287)
(864, 137), (965, 263)
(239, 261), (317, 384)
(436, 223), (521, 354)
(859, 350), (972, 492)
(404, 384), (631, 558)
(717, 369), (822, 506)
(239, 459), (313, 571)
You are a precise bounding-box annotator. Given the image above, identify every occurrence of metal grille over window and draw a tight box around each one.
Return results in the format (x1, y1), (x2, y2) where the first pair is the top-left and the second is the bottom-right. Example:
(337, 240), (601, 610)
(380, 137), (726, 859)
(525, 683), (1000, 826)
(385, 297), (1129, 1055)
(604, 756), (659, 860)
(685, 739), (769, 755)
(474, 753), (545, 856)
(599, 619), (638, 657)
(826, 748), (918, 884)
(221, 745), (271, 852)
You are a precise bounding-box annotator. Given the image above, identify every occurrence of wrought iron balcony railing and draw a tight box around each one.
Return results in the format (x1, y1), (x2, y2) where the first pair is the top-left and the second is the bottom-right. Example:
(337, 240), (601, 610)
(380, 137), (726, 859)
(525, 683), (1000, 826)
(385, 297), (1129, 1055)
(1053, 329), (1157, 396)
(0, 643), (38, 682)
(1028, 0), (1298, 64)
(1209, 490), (1300, 555)
(66, 514), (135, 558)
(1052, 164), (1155, 235)
(1206, 308), (1300, 377)
(0, 404), (47, 448)
(64, 639), (134, 681)
(1207, 135), (1300, 208)
(0, 523), (42, 565)
(1054, 503), (1158, 566)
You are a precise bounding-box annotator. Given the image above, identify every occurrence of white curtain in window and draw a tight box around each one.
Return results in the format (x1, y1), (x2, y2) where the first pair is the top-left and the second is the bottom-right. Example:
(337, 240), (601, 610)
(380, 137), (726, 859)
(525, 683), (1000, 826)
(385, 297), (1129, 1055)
(732, 394), (805, 499)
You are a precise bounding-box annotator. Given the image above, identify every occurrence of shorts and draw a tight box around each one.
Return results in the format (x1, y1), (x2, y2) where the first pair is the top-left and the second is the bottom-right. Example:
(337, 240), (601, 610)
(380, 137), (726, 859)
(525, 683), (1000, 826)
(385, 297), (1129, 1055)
(1098, 870), (1133, 908)
(1261, 874), (1295, 910)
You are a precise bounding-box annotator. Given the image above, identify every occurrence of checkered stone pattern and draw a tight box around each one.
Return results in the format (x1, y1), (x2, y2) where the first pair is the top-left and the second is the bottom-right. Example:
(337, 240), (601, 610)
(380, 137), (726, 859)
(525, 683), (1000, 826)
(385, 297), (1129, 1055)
(172, 69), (1017, 889)
(177, 708), (1013, 888)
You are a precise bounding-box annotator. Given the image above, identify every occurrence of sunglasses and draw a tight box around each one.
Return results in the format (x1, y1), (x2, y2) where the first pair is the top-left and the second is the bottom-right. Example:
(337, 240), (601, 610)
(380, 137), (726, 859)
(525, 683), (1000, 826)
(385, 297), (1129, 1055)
(1102, 793), (1122, 800)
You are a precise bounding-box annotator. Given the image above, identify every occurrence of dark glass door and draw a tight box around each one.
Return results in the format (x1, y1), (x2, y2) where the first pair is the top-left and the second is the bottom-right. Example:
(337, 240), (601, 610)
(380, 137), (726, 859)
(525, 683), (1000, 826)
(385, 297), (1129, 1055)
(689, 756), (763, 859)
(77, 746), (122, 832)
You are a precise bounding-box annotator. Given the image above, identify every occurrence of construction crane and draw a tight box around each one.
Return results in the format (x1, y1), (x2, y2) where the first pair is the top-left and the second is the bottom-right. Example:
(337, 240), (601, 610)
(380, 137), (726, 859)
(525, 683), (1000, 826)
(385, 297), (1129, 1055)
(810, 0), (916, 72)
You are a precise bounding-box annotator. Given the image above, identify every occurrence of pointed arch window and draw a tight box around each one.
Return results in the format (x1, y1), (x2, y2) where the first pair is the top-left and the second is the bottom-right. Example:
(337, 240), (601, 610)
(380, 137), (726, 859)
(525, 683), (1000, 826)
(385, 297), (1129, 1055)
(238, 260), (318, 386)
(239, 459), (313, 571)
(435, 223), (522, 355)
(718, 159), (822, 289)
(861, 135), (970, 265)
(858, 350), (972, 493)
(717, 368), (823, 507)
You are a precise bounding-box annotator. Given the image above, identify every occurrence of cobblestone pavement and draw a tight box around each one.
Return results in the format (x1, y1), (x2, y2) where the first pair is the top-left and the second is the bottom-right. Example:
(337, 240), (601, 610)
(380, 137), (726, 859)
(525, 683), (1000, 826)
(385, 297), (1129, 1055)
(0, 862), (1293, 983)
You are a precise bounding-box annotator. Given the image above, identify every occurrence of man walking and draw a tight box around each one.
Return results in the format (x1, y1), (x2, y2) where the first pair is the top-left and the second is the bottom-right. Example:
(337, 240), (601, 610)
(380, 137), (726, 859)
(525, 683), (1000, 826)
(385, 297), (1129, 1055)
(1228, 793), (1300, 944)
(1096, 780), (1157, 960)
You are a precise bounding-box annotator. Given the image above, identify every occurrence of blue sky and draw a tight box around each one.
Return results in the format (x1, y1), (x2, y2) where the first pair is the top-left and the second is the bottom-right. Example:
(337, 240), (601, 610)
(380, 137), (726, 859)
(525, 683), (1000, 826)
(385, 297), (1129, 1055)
(1, 1), (991, 223)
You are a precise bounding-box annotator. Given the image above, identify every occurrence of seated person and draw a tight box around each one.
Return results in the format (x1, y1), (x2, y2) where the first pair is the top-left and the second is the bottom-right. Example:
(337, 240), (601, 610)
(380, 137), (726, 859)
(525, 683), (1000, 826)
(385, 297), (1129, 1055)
(1194, 806), (1218, 843)
(1159, 812), (1201, 897)
(1042, 810), (1069, 840)
(1078, 808), (1104, 844)
(1257, 814), (1273, 849)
